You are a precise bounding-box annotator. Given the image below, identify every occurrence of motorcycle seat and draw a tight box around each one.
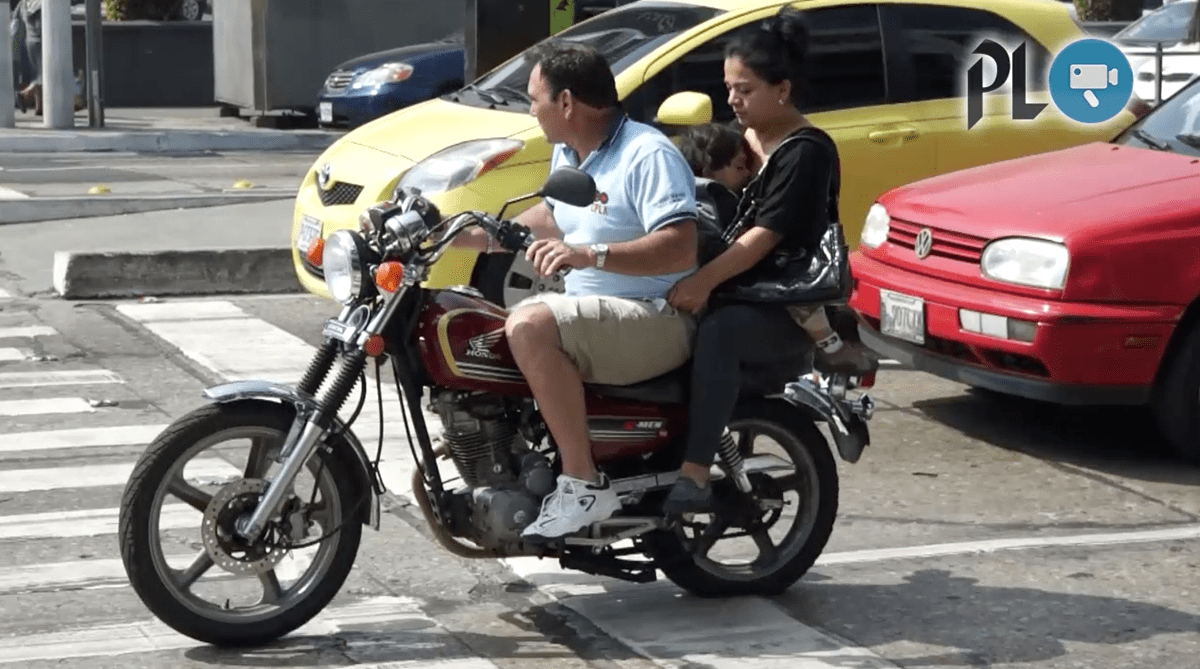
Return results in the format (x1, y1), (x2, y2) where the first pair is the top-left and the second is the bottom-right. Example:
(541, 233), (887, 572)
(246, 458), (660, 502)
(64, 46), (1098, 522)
(585, 348), (812, 405)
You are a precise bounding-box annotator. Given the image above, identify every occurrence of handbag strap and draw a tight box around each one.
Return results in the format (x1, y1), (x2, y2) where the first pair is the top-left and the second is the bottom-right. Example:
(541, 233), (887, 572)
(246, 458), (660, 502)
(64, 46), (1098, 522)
(722, 127), (838, 245)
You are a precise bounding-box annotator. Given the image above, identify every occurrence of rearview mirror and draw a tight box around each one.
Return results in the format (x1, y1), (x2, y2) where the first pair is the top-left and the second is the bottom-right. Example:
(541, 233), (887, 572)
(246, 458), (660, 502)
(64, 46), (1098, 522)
(656, 92), (713, 126)
(539, 166), (597, 207)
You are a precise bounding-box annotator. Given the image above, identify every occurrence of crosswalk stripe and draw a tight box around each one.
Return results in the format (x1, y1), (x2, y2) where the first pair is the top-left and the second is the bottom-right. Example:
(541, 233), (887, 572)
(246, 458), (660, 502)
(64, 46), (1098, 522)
(0, 596), (432, 664)
(0, 326), (56, 339)
(0, 348), (28, 362)
(0, 458), (239, 494)
(0, 424), (168, 454)
(0, 558), (134, 594)
(0, 504), (195, 541)
(0, 397), (95, 416)
(0, 370), (124, 388)
(0, 288), (11, 300)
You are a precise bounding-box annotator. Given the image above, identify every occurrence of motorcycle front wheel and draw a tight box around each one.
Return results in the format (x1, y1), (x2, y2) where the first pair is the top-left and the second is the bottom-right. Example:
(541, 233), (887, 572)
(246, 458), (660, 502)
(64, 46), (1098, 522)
(118, 401), (364, 647)
(647, 399), (839, 597)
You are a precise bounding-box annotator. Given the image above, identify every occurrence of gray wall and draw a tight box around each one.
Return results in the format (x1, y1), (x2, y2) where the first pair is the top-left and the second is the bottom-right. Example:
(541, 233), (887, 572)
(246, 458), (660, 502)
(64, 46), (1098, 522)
(71, 20), (214, 107)
(214, 0), (466, 112)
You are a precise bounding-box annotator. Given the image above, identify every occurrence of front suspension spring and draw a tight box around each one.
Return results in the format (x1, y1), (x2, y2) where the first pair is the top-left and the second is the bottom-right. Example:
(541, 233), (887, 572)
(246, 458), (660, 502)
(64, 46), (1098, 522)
(298, 339), (339, 396)
(316, 350), (367, 417)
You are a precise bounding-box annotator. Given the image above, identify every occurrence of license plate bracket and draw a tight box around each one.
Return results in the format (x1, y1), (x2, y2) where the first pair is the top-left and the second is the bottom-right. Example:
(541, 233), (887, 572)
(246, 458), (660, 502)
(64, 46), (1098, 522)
(880, 289), (926, 345)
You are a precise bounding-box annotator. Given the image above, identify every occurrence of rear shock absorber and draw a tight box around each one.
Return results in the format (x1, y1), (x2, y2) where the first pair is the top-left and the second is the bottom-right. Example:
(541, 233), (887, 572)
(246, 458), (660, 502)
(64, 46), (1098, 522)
(716, 428), (752, 493)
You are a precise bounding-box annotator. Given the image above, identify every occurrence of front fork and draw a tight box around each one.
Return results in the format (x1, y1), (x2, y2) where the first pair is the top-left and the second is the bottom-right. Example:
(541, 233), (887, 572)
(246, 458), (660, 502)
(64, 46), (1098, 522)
(234, 333), (368, 543)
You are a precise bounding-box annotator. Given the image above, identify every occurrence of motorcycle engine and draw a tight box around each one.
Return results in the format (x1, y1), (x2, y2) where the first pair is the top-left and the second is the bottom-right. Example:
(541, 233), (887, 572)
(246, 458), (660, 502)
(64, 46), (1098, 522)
(431, 391), (557, 545)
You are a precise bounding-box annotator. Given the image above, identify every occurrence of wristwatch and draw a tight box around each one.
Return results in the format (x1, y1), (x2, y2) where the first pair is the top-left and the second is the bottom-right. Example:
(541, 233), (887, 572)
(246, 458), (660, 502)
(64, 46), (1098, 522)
(590, 243), (609, 269)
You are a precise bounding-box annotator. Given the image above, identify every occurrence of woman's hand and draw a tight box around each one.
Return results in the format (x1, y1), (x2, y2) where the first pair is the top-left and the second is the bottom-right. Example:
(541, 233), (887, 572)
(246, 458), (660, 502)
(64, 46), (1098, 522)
(667, 272), (714, 314)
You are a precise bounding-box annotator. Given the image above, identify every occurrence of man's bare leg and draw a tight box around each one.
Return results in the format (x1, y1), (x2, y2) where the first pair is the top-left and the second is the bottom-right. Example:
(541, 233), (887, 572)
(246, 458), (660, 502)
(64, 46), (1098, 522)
(505, 304), (596, 481)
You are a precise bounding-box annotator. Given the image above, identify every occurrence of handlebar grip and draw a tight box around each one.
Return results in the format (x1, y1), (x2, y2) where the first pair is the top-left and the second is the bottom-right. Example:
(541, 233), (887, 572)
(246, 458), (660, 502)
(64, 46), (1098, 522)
(496, 221), (534, 253)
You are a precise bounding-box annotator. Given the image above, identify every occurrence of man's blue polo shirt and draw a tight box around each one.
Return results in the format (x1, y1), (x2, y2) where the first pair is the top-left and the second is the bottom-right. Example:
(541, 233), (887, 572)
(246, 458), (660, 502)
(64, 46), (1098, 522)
(545, 114), (698, 299)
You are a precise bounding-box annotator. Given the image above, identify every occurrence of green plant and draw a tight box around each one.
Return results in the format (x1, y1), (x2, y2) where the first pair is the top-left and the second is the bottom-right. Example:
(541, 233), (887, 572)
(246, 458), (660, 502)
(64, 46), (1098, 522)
(1073, 0), (1144, 21)
(102, 0), (185, 21)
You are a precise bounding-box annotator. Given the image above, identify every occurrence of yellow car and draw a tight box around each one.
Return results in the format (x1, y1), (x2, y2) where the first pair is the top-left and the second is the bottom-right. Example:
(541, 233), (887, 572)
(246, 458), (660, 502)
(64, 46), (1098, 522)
(293, 0), (1146, 304)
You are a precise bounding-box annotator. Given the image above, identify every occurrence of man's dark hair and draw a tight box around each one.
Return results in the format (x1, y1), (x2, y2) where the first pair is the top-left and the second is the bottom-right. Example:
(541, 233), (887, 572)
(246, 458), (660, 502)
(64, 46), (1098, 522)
(527, 40), (620, 109)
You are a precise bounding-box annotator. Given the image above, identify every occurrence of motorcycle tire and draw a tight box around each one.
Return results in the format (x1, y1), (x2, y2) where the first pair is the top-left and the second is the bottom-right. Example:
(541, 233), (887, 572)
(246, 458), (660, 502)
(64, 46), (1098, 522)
(647, 399), (838, 598)
(118, 401), (365, 647)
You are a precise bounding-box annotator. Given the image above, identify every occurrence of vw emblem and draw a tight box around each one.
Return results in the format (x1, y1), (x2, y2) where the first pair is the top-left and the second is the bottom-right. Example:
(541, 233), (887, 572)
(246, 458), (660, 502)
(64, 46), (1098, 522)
(317, 163), (332, 190)
(914, 228), (934, 259)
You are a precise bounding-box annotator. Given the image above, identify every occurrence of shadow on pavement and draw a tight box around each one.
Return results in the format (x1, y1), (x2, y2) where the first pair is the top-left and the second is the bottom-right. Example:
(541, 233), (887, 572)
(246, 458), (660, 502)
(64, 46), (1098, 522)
(780, 568), (1200, 667)
(911, 388), (1200, 486)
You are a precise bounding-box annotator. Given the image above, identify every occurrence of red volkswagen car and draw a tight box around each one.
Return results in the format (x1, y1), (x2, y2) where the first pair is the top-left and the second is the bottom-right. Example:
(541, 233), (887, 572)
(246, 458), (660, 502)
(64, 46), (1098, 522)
(849, 77), (1200, 462)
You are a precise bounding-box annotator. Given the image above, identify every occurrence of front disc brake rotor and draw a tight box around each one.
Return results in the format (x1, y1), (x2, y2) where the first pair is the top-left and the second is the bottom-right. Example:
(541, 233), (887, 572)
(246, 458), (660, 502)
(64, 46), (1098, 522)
(201, 479), (288, 575)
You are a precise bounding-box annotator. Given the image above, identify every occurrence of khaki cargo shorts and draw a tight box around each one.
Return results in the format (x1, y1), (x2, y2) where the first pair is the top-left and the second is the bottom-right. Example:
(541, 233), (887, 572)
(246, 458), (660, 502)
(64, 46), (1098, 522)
(513, 293), (696, 386)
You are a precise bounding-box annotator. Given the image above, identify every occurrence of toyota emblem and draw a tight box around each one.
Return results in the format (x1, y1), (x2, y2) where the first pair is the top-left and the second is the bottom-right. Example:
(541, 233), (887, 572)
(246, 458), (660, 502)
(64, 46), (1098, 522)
(914, 228), (933, 259)
(317, 163), (332, 190)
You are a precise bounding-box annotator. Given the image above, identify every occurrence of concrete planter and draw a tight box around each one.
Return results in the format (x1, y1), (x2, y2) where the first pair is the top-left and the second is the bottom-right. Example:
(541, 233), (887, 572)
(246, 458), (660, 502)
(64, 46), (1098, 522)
(70, 19), (213, 107)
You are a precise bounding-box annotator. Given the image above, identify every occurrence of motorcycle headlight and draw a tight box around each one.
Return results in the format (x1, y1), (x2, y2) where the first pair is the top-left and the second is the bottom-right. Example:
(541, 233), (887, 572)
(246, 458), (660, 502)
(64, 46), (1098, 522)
(396, 138), (523, 195)
(323, 230), (375, 304)
(980, 238), (1069, 291)
(860, 203), (890, 248)
(353, 62), (414, 88)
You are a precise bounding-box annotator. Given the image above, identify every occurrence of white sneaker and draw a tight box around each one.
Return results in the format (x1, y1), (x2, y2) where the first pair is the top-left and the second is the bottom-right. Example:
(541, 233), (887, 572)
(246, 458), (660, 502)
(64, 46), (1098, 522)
(521, 473), (621, 543)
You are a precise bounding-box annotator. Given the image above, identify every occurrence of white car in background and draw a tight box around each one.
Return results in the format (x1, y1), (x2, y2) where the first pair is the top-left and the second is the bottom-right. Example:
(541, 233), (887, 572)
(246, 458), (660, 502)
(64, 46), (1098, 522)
(1112, 0), (1198, 73)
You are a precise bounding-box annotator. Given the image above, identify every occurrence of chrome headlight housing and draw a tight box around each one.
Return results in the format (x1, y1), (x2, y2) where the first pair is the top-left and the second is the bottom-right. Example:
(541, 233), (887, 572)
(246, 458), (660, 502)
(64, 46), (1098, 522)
(980, 238), (1069, 291)
(395, 138), (523, 195)
(323, 230), (375, 304)
(860, 203), (890, 249)
(353, 62), (414, 88)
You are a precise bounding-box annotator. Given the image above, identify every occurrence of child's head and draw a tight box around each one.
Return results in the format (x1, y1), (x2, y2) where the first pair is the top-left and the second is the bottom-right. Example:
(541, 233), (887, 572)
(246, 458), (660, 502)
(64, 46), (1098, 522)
(678, 122), (753, 193)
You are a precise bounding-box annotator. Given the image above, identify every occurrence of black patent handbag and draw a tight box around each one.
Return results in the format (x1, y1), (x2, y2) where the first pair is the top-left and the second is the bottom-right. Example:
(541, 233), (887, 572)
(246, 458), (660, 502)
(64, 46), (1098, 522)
(714, 128), (851, 307)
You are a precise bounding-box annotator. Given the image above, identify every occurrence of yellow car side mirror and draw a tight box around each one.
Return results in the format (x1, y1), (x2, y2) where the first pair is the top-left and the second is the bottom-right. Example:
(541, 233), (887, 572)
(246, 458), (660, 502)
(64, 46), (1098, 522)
(655, 92), (713, 126)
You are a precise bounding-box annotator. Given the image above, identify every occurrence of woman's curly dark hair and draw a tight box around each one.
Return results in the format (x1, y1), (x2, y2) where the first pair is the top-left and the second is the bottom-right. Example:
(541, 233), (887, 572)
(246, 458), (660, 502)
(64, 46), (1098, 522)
(724, 7), (810, 106)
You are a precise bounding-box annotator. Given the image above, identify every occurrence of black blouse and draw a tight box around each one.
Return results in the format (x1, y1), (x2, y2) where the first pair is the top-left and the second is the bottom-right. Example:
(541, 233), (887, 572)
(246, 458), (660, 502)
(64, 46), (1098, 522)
(726, 126), (841, 280)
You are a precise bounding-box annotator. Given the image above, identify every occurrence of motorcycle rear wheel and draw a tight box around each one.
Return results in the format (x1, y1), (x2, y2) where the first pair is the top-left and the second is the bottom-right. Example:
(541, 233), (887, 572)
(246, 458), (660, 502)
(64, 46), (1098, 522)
(648, 399), (838, 597)
(118, 402), (364, 647)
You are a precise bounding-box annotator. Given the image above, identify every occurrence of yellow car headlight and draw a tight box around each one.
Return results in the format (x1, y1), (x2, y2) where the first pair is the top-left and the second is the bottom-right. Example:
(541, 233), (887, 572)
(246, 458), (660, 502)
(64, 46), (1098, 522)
(396, 138), (523, 195)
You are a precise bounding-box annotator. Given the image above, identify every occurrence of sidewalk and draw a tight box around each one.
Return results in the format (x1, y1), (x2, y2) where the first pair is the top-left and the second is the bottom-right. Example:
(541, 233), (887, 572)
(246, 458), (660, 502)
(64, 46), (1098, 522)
(3, 199), (300, 299)
(0, 106), (344, 153)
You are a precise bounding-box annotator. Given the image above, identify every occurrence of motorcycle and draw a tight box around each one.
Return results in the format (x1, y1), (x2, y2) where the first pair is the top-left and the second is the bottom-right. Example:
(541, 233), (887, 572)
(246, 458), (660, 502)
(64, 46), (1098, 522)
(117, 167), (877, 647)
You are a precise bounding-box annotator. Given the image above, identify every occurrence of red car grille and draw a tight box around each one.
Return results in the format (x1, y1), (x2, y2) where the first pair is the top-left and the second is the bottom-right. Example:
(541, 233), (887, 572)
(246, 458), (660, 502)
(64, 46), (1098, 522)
(887, 218), (988, 263)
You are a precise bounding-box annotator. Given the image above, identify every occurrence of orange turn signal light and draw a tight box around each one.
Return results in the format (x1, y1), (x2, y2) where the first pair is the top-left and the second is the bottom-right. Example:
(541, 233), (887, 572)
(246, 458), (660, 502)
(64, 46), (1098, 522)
(374, 261), (404, 293)
(306, 238), (324, 267)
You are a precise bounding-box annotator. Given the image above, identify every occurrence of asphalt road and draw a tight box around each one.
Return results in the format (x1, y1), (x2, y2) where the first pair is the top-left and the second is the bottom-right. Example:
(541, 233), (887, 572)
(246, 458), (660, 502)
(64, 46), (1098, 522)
(0, 280), (1197, 668)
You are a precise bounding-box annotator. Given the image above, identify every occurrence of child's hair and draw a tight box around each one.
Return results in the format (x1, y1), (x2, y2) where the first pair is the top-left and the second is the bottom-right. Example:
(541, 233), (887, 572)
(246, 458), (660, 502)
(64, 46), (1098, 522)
(677, 122), (750, 178)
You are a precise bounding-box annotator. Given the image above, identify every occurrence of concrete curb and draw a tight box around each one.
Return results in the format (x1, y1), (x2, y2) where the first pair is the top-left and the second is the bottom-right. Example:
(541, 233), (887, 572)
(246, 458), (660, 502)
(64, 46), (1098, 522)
(0, 191), (297, 224)
(0, 129), (342, 153)
(53, 248), (302, 299)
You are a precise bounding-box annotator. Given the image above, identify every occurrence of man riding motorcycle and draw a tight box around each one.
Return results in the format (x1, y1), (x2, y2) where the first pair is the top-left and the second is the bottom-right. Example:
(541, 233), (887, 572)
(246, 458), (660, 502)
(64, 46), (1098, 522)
(449, 40), (701, 543)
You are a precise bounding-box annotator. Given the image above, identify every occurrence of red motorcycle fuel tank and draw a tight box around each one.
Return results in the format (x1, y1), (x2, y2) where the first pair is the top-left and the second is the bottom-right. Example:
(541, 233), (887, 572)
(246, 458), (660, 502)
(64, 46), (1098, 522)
(414, 288), (684, 463)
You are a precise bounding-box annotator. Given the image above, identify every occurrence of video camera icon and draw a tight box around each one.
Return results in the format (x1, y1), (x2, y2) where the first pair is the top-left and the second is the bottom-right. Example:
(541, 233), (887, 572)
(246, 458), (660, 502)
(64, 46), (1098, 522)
(1070, 63), (1119, 108)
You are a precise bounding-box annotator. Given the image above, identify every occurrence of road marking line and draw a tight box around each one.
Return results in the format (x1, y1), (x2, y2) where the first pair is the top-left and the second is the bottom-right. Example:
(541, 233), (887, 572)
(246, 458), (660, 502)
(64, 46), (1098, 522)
(0, 369), (124, 388)
(0, 558), (138, 593)
(0, 424), (168, 454)
(0, 458), (239, 494)
(0, 397), (95, 416)
(0, 186), (29, 200)
(0, 596), (432, 664)
(0, 504), (195, 541)
(116, 300), (250, 322)
(0, 326), (57, 339)
(0, 348), (30, 362)
(0, 289), (12, 299)
(814, 524), (1200, 566)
